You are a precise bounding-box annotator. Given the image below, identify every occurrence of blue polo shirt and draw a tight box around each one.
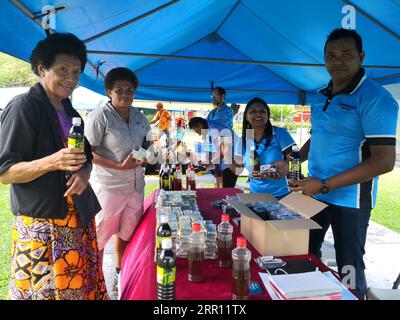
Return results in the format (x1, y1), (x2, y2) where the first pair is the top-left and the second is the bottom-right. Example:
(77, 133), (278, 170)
(243, 126), (296, 198)
(309, 69), (399, 209)
(207, 103), (234, 128)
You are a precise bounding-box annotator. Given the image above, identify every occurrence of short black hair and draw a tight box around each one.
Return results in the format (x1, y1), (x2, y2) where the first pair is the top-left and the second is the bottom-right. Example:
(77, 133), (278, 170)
(324, 28), (363, 53)
(212, 87), (226, 97)
(189, 117), (208, 129)
(29, 33), (87, 76)
(104, 67), (139, 92)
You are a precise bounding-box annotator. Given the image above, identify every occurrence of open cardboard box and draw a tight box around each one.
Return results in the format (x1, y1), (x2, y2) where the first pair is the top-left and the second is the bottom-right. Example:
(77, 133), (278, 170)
(228, 192), (328, 256)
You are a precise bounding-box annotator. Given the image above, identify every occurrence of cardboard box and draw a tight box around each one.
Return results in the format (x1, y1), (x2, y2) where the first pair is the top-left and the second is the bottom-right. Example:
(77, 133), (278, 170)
(228, 193), (328, 257)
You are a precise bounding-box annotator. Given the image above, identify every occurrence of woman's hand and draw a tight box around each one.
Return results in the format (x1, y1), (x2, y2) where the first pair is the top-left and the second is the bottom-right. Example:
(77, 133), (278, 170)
(64, 166), (91, 197)
(50, 147), (86, 172)
(252, 160), (289, 180)
(119, 154), (143, 170)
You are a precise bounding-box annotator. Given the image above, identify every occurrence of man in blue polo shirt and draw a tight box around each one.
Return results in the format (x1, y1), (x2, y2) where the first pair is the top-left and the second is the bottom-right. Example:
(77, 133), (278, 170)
(288, 28), (398, 297)
(207, 87), (234, 129)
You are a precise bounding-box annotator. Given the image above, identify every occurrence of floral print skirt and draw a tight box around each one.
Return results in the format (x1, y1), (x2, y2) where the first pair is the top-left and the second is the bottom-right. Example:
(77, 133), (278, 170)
(8, 196), (109, 300)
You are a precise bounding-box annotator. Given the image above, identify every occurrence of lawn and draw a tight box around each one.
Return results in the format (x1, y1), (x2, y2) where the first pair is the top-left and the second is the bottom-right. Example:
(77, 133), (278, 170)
(0, 169), (399, 298)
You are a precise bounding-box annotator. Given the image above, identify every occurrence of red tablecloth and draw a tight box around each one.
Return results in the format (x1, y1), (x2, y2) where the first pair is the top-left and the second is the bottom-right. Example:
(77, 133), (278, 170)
(120, 188), (356, 300)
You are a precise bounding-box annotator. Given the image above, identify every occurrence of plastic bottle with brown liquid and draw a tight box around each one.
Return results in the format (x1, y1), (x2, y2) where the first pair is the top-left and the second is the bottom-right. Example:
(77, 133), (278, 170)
(231, 237), (251, 300)
(217, 214), (233, 268)
(187, 223), (205, 283)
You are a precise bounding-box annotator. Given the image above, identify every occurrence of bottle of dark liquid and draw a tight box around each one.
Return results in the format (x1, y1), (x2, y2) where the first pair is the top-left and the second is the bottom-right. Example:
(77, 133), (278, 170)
(186, 165), (196, 190)
(250, 146), (260, 172)
(187, 223), (205, 283)
(231, 236), (251, 300)
(161, 164), (170, 191)
(170, 164), (176, 190)
(66, 117), (84, 182)
(173, 165), (182, 191)
(156, 215), (172, 259)
(217, 214), (233, 268)
(288, 145), (301, 187)
(157, 238), (176, 300)
(159, 164), (164, 190)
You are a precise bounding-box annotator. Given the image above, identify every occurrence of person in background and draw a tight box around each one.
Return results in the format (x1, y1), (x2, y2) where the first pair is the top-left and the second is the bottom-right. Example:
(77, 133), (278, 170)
(150, 102), (171, 139)
(231, 103), (240, 116)
(289, 28), (398, 297)
(189, 117), (239, 188)
(0, 33), (108, 300)
(85, 67), (152, 299)
(207, 87), (234, 129)
(223, 97), (296, 198)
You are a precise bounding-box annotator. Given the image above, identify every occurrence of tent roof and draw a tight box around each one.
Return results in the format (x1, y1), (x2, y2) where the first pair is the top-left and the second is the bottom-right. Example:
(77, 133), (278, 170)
(1, 0), (399, 104)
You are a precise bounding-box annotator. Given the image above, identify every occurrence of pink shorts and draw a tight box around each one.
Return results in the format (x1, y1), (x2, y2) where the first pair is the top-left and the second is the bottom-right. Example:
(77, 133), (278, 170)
(94, 189), (144, 251)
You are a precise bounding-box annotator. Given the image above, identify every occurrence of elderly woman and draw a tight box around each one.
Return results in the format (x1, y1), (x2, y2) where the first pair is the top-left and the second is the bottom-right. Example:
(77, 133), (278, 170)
(85, 67), (152, 298)
(0, 33), (108, 300)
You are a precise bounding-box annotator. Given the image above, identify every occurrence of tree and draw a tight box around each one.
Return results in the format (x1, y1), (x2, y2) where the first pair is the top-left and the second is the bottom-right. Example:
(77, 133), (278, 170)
(0, 53), (37, 87)
(269, 105), (293, 122)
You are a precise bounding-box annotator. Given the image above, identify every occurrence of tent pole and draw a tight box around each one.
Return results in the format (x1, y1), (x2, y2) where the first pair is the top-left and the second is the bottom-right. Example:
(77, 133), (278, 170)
(87, 50), (400, 70)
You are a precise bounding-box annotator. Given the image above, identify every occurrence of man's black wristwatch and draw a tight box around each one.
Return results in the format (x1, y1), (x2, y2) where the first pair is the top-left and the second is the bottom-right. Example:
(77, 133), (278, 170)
(320, 179), (330, 194)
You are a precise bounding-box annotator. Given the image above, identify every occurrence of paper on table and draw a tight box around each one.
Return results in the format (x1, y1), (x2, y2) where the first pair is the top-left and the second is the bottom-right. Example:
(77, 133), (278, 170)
(322, 271), (358, 300)
(262, 271), (342, 298)
(259, 271), (359, 300)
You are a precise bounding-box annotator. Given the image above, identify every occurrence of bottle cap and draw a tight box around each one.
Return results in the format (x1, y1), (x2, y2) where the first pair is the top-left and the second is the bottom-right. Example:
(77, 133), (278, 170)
(72, 117), (81, 126)
(160, 215), (169, 223)
(237, 236), (247, 247)
(161, 238), (172, 249)
(221, 214), (230, 222)
(192, 223), (201, 232)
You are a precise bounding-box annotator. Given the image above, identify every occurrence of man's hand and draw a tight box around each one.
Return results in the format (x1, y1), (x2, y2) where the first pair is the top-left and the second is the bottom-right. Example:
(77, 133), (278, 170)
(288, 177), (321, 196)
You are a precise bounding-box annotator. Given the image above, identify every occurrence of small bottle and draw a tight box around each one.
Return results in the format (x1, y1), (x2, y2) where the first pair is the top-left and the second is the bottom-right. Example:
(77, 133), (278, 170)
(68, 117), (84, 150)
(186, 165), (196, 190)
(159, 164), (164, 190)
(231, 237), (251, 300)
(288, 145), (301, 186)
(217, 214), (233, 268)
(173, 165), (182, 191)
(161, 164), (170, 191)
(250, 146), (260, 172)
(66, 117), (84, 181)
(157, 238), (176, 300)
(187, 223), (205, 283)
(156, 215), (172, 259)
(170, 164), (176, 190)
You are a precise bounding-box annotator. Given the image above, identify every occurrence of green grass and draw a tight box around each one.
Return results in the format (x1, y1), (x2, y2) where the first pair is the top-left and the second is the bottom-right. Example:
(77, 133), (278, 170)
(0, 170), (399, 298)
(0, 184), (12, 299)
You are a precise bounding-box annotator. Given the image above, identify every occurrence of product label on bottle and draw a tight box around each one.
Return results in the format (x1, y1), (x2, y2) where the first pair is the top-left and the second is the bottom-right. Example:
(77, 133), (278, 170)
(68, 138), (83, 150)
(157, 266), (176, 285)
(156, 236), (172, 249)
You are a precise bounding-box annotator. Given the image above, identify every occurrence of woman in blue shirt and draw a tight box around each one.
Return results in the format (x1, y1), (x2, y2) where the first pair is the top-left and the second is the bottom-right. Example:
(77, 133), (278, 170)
(227, 97), (296, 198)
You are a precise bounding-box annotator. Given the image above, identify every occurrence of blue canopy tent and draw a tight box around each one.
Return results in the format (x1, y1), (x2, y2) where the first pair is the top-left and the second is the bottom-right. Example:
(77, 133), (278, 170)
(1, 0), (399, 105)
